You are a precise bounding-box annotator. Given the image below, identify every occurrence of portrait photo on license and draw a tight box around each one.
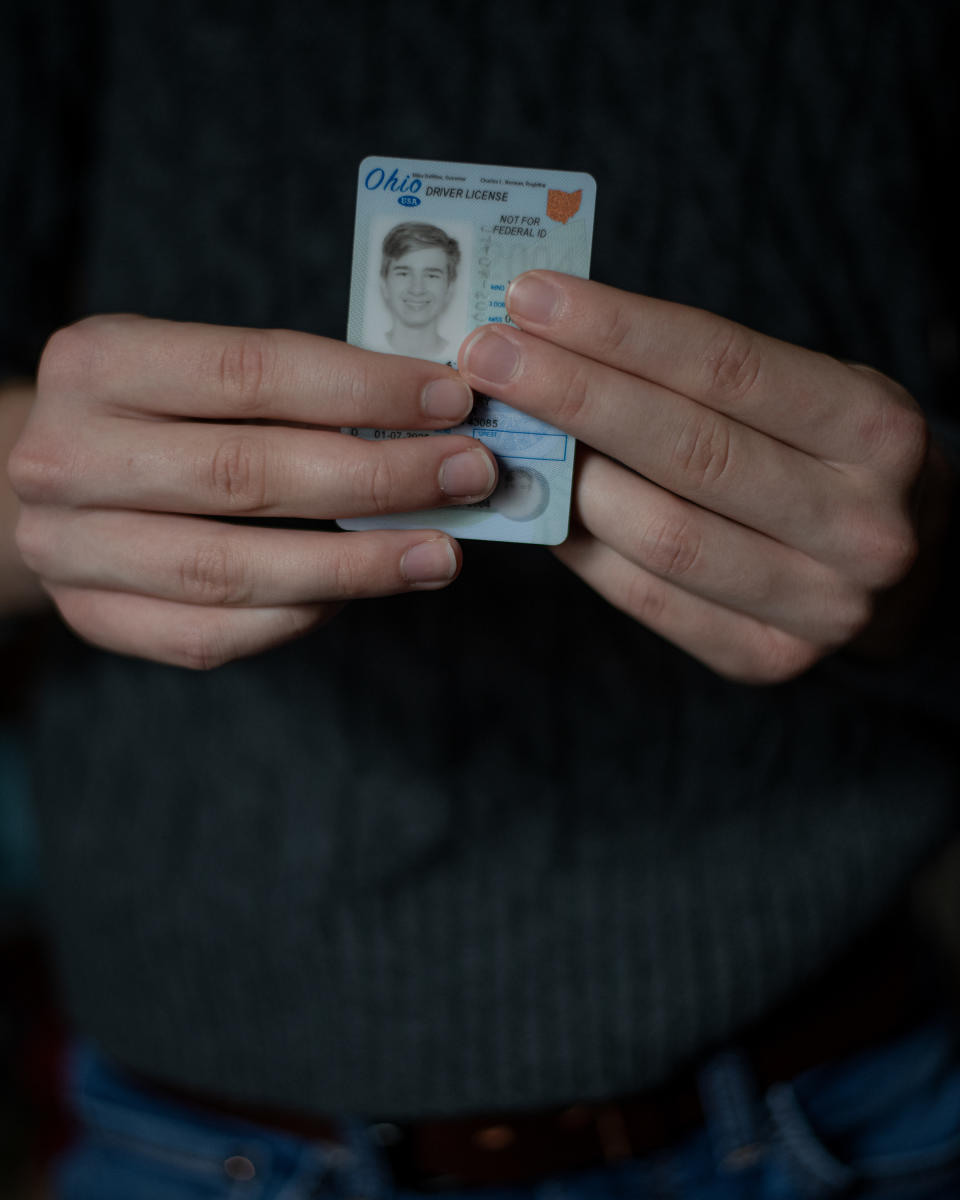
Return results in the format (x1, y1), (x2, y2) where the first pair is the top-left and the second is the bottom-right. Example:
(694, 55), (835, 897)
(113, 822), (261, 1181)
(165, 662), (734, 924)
(362, 216), (473, 365)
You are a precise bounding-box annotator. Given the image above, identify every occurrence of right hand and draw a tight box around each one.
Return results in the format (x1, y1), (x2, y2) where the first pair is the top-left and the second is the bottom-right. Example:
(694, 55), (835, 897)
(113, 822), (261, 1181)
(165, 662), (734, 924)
(7, 315), (497, 668)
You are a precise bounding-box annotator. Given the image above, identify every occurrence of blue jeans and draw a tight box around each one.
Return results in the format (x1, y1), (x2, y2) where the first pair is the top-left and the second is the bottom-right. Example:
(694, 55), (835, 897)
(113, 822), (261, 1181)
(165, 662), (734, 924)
(56, 1016), (960, 1200)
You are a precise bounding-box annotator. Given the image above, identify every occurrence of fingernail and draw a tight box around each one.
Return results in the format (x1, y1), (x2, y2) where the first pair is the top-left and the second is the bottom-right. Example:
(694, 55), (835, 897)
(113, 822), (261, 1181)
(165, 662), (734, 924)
(462, 329), (520, 385)
(440, 448), (496, 498)
(400, 538), (458, 585)
(420, 377), (473, 422)
(507, 273), (560, 324)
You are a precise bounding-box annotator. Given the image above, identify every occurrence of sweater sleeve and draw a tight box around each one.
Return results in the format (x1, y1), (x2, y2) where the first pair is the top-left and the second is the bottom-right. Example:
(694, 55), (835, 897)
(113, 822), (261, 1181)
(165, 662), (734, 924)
(811, 2), (960, 732)
(0, 0), (99, 381)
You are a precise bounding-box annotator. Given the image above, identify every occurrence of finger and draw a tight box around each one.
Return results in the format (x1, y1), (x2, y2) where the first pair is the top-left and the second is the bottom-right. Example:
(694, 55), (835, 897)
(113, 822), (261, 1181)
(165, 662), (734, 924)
(19, 508), (465, 605)
(459, 321), (850, 558)
(501, 272), (920, 467)
(46, 583), (334, 670)
(572, 450), (872, 644)
(40, 315), (476, 428)
(553, 529), (823, 686)
(15, 421), (498, 517)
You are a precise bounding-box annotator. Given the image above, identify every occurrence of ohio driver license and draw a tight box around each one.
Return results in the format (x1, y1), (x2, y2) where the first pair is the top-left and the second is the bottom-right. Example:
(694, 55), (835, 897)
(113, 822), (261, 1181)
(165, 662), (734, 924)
(338, 155), (597, 545)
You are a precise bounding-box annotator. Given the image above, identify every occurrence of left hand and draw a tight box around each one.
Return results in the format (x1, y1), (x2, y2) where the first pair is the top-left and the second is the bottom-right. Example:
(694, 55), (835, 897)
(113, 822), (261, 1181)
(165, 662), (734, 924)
(458, 271), (949, 683)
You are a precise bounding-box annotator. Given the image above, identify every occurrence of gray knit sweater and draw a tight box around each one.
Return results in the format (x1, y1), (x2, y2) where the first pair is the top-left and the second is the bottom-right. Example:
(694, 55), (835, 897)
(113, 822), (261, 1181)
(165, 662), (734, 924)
(3, 0), (959, 1117)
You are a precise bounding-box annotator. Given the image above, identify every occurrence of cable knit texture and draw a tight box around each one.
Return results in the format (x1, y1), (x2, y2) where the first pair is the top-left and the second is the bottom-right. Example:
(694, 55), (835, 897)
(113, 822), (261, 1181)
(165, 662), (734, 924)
(3, 0), (959, 1115)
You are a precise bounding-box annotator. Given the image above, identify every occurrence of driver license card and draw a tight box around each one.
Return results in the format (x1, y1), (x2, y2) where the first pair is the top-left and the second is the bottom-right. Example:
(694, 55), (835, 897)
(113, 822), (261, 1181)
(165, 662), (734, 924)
(338, 155), (597, 545)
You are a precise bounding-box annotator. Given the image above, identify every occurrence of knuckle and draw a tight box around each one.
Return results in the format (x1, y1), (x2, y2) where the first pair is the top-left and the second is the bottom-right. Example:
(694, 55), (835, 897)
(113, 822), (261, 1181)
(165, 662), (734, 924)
(639, 514), (702, 580)
(7, 432), (73, 504)
(175, 620), (235, 672)
(329, 547), (366, 599)
(37, 315), (138, 394)
(854, 388), (928, 475)
(216, 329), (277, 414)
(843, 508), (919, 589)
(829, 592), (874, 646)
(622, 570), (669, 629)
(596, 304), (636, 360)
(884, 403), (927, 478)
(671, 412), (734, 489)
(700, 323), (761, 407)
(554, 361), (592, 427)
(354, 451), (397, 515)
(205, 434), (269, 512)
(37, 321), (102, 392)
(37, 326), (86, 392)
(894, 407), (929, 477)
(721, 631), (822, 686)
(874, 527), (920, 589)
(343, 359), (374, 423)
(175, 608), (315, 669)
(179, 538), (249, 606)
(13, 509), (50, 575)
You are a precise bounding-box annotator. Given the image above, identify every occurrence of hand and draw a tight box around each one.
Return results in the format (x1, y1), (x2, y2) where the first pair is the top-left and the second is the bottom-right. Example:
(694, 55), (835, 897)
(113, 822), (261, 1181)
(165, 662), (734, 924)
(459, 272), (947, 683)
(0, 380), (47, 614)
(8, 315), (497, 668)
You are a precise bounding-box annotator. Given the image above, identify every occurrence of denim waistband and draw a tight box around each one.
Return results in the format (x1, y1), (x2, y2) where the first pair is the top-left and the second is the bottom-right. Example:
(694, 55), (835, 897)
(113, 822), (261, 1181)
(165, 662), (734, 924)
(57, 1012), (960, 1200)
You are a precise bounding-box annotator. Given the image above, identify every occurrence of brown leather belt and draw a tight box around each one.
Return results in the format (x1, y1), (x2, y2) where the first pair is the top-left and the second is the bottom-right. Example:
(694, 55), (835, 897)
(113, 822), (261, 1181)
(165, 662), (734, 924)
(132, 911), (934, 1190)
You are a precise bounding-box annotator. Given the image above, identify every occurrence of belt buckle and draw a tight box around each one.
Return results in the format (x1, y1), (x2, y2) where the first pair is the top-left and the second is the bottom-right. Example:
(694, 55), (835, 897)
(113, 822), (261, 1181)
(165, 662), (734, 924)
(559, 1102), (634, 1164)
(593, 1102), (634, 1162)
(387, 1099), (641, 1191)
